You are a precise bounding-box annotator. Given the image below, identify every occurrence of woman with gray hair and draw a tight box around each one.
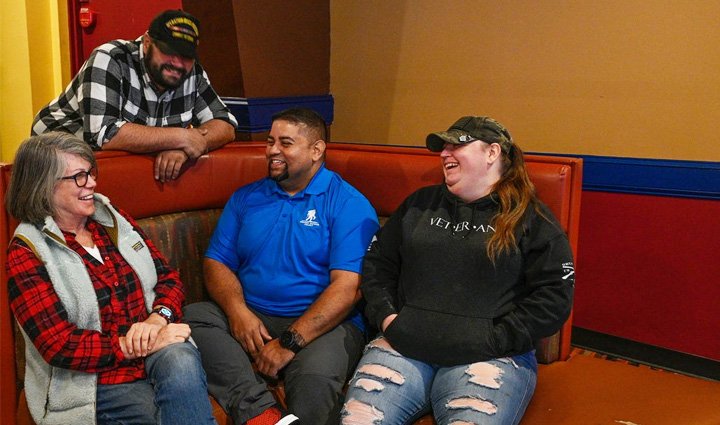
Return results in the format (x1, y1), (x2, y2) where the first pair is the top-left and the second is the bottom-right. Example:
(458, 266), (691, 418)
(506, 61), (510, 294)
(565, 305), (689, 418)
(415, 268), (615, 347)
(6, 132), (216, 425)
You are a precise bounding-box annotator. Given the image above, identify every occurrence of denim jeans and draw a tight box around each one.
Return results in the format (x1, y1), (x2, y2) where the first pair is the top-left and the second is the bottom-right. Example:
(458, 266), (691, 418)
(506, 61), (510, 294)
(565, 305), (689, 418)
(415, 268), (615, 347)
(96, 341), (217, 425)
(341, 337), (537, 425)
(184, 301), (365, 425)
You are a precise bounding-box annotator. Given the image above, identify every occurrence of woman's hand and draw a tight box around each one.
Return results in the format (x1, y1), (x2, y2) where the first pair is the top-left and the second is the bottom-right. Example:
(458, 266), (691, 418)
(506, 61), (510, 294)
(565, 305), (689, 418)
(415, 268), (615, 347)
(123, 321), (163, 357)
(121, 323), (191, 359)
(147, 323), (192, 355)
(119, 336), (139, 360)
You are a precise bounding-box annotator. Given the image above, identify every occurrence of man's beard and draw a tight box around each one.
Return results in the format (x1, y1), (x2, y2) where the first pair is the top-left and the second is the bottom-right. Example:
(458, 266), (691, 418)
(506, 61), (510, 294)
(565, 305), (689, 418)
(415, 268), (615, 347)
(145, 46), (188, 90)
(268, 162), (289, 182)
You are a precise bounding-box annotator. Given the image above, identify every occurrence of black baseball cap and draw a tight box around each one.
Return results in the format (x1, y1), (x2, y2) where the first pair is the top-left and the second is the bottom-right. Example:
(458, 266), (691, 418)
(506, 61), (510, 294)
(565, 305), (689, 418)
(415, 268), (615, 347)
(147, 10), (200, 59)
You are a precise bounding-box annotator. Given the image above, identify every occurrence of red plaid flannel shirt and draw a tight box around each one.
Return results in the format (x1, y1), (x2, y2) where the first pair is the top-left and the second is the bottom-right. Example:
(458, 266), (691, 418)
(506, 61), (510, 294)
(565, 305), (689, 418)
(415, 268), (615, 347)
(7, 209), (184, 385)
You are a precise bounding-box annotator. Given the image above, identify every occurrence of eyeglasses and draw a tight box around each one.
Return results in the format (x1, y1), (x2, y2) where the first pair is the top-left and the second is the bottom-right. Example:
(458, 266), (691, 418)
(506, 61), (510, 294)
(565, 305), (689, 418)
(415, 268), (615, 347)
(59, 167), (98, 187)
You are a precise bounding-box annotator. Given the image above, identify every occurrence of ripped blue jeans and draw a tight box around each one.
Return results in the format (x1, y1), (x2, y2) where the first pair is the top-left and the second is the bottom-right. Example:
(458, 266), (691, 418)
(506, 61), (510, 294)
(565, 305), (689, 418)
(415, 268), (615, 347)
(341, 337), (537, 425)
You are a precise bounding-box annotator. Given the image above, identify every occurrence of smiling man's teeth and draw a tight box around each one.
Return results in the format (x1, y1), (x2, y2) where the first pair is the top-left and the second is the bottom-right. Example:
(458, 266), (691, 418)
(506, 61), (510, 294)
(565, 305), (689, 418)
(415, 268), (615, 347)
(80, 195), (93, 200)
(445, 163), (458, 169)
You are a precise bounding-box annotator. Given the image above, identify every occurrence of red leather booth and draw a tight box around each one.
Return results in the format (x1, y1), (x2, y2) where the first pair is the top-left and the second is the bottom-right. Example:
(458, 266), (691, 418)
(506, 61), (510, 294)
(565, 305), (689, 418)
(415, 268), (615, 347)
(0, 142), (582, 424)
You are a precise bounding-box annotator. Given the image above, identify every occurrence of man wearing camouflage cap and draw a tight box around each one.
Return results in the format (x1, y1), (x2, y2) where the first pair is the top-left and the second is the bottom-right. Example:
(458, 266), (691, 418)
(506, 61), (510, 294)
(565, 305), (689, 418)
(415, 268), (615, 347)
(31, 9), (237, 182)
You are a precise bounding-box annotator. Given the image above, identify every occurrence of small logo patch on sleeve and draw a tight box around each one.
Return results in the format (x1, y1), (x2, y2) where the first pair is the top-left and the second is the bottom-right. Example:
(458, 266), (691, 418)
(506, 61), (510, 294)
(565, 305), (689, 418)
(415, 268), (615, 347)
(132, 241), (145, 251)
(562, 262), (575, 280)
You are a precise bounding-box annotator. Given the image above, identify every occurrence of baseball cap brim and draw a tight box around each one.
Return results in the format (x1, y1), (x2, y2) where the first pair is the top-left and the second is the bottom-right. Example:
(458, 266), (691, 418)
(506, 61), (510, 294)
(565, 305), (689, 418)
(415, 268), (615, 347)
(152, 38), (197, 60)
(426, 129), (477, 152)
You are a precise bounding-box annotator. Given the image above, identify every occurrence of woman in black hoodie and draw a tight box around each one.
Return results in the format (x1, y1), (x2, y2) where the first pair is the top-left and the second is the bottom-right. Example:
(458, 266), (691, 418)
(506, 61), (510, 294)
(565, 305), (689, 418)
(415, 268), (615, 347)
(341, 116), (574, 425)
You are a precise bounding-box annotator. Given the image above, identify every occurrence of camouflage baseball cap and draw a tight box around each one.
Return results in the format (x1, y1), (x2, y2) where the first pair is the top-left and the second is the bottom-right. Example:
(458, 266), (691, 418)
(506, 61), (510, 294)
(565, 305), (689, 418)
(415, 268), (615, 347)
(426, 116), (513, 154)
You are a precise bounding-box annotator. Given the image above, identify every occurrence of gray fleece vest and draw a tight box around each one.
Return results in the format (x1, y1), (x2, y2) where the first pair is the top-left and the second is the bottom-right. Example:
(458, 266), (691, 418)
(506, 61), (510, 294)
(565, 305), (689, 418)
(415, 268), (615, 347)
(14, 194), (157, 425)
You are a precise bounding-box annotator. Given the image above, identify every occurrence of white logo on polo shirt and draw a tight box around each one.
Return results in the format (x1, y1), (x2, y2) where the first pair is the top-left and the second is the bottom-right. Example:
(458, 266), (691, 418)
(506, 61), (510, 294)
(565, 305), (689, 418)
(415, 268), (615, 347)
(300, 209), (319, 227)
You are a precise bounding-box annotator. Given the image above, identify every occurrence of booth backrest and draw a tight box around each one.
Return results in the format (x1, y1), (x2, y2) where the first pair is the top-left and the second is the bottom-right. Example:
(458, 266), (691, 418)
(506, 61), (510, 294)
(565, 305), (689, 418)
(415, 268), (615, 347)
(0, 142), (582, 424)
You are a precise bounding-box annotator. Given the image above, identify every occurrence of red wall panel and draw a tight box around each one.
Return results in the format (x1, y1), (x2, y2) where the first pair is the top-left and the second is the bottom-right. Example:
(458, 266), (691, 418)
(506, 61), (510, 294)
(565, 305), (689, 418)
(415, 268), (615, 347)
(69, 0), (183, 71)
(575, 191), (720, 361)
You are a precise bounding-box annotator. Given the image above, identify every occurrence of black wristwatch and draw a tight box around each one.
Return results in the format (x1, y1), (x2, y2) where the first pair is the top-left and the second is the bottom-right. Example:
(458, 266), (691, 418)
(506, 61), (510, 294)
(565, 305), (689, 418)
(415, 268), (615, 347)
(279, 328), (305, 353)
(152, 306), (174, 323)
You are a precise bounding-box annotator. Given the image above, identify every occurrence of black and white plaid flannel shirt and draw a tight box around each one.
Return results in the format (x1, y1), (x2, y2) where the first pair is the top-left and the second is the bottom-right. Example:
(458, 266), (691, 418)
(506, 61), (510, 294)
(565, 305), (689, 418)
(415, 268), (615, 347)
(31, 37), (237, 148)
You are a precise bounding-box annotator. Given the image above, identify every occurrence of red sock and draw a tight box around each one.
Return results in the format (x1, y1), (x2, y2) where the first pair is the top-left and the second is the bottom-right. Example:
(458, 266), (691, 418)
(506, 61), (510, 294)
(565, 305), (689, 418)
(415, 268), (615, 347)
(246, 406), (283, 425)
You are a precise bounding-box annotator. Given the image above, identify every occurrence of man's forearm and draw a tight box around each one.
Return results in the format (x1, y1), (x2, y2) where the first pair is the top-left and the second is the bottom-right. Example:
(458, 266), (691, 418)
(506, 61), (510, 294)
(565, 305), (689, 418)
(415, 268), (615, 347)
(104, 120), (233, 156)
(198, 119), (235, 152)
(103, 123), (189, 153)
(290, 270), (362, 344)
(204, 258), (249, 317)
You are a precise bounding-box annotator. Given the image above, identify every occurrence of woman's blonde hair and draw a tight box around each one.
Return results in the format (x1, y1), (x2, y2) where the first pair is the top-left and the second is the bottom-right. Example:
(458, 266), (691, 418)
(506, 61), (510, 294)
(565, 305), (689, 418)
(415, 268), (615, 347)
(6, 132), (96, 225)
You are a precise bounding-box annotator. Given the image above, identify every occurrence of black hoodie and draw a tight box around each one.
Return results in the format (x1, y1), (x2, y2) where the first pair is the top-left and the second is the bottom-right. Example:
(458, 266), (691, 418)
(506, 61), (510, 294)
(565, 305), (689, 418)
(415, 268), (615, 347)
(362, 184), (574, 366)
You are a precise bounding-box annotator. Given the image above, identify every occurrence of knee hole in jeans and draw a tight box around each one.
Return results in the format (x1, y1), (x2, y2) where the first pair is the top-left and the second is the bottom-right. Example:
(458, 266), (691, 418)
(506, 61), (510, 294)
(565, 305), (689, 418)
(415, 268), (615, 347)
(465, 362), (504, 389)
(355, 363), (405, 386)
(446, 396), (498, 416)
(341, 399), (385, 425)
(365, 337), (400, 356)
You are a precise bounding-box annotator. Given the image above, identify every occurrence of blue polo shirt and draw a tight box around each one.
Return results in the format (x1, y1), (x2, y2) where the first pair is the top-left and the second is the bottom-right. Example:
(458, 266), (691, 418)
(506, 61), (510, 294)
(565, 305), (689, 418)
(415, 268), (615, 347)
(206, 164), (379, 330)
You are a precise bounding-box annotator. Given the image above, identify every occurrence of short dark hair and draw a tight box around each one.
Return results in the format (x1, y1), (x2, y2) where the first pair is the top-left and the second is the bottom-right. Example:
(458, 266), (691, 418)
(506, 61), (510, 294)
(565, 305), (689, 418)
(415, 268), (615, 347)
(271, 108), (327, 142)
(6, 132), (96, 225)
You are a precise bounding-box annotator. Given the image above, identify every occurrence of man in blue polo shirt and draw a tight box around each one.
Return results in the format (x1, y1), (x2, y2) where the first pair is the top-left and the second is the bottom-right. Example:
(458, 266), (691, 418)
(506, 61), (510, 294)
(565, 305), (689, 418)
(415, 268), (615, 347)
(184, 108), (379, 425)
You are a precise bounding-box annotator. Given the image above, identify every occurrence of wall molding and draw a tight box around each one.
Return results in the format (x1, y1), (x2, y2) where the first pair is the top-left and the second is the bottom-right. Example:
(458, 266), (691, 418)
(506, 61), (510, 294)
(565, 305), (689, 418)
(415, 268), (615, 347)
(223, 95), (334, 133)
(531, 153), (720, 200)
(572, 327), (720, 381)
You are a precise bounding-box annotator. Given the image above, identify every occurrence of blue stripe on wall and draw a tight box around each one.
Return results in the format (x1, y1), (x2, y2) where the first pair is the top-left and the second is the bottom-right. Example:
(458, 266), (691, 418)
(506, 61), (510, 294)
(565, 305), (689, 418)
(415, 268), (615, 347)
(531, 153), (720, 200)
(223, 95), (334, 133)
(218, 101), (719, 201)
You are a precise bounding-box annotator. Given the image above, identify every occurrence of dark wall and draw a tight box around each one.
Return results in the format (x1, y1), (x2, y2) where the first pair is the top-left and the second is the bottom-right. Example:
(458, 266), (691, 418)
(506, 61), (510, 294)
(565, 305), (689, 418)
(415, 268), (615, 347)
(183, 0), (330, 98)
